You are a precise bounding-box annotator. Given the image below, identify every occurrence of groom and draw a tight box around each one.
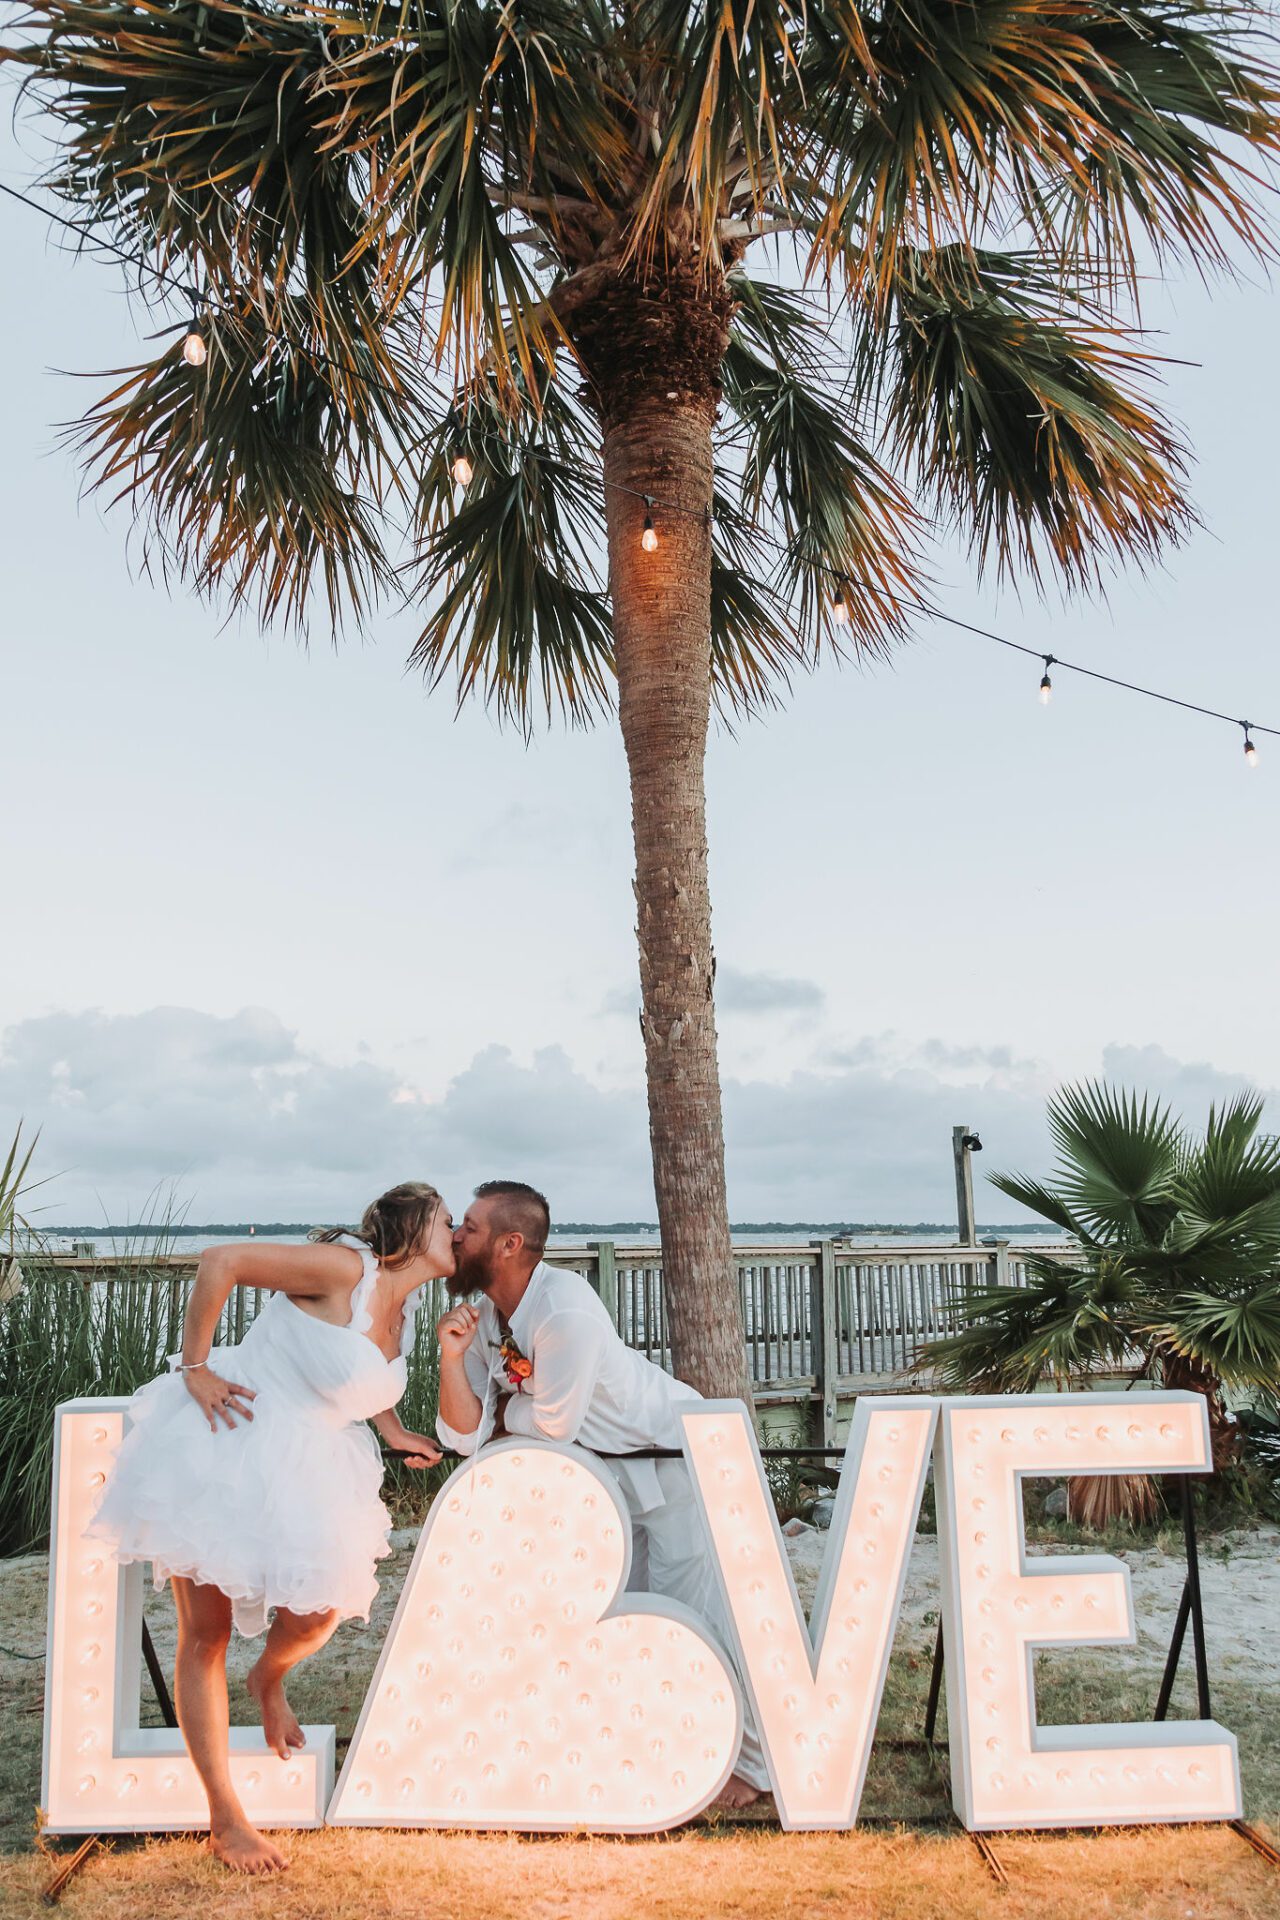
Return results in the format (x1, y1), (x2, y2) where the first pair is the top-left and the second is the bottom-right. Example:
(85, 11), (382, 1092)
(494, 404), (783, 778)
(435, 1179), (770, 1807)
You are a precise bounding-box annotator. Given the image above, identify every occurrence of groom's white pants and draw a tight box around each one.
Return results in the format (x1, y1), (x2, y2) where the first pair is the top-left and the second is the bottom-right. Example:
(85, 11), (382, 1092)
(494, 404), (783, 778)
(615, 1454), (772, 1793)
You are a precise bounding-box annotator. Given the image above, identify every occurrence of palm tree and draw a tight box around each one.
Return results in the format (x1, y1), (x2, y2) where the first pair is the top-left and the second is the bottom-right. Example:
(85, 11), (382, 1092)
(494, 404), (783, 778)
(921, 1083), (1280, 1518)
(5, 2), (1278, 1397)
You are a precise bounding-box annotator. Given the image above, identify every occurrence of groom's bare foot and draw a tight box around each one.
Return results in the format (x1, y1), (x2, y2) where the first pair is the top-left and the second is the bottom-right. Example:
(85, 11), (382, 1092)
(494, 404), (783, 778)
(712, 1772), (765, 1811)
(209, 1817), (289, 1873)
(247, 1662), (305, 1760)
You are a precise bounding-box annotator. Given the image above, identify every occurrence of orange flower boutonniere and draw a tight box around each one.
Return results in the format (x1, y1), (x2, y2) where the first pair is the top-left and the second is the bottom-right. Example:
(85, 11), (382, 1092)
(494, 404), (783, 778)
(494, 1327), (533, 1391)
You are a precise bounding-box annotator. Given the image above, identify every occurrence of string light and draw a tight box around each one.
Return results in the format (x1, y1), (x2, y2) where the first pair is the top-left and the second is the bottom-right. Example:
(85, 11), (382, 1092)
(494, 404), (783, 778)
(0, 174), (1275, 773)
(181, 296), (206, 369)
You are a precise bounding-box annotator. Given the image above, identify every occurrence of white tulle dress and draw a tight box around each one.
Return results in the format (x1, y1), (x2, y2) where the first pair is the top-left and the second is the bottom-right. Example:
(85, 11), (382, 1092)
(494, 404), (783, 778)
(87, 1235), (423, 1637)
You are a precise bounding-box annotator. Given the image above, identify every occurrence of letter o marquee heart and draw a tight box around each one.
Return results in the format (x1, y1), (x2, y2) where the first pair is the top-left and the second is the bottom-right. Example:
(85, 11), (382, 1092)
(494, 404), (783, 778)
(329, 1441), (744, 1831)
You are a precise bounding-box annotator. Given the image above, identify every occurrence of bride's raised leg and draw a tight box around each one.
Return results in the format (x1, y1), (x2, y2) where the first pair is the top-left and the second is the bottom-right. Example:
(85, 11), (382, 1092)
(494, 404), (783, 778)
(171, 1575), (289, 1874)
(247, 1606), (339, 1761)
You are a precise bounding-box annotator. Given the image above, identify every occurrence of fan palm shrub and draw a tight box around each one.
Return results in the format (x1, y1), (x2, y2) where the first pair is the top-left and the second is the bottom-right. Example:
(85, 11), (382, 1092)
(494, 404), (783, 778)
(921, 1082), (1280, 1521)
(5, 2), (1279, 1395)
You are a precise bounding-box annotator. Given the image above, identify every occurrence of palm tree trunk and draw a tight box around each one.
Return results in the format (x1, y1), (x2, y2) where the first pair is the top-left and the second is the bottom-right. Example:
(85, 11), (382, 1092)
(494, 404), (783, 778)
(600, 393), (751, 1403)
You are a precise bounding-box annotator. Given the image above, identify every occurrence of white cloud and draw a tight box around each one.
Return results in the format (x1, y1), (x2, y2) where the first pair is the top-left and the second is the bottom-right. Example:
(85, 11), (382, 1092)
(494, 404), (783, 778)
(600, 966), (825, 1021)
(716, 967), (825, 1015)
(2, 1008), (1273, 1228)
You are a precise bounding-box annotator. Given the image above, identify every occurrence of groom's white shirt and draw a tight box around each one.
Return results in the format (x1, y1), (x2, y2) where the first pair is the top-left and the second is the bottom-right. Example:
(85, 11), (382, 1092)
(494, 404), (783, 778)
(434, 1260), (701, 1511)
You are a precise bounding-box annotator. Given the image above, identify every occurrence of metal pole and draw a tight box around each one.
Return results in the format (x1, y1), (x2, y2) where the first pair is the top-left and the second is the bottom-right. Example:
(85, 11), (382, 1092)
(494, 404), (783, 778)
(141, 1617), (178, 1729)
(1153, 1581), (1192, 1721)
(1152, 1475), (1213, 1722)
(953, 1125), (978, 1248)
(1179, 1473), (1213, 1720)
(923, 1618), (946, 1744)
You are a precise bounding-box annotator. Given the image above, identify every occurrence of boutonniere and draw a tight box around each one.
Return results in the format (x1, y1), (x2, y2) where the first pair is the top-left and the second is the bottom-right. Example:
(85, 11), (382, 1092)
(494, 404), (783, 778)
(493, 1325), (533, 1391)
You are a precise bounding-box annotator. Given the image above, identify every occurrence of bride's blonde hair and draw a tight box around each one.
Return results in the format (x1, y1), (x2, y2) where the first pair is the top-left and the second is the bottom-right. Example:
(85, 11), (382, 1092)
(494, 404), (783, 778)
(311, 1181), (443, 1270)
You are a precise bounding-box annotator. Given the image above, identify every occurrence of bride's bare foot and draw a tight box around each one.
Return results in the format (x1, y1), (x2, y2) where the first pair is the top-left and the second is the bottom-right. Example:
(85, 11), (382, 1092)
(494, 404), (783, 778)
(246, 1661), (305, 1761)
(712, 1772), (765, 1811)
(209, 1817), (290, 1873)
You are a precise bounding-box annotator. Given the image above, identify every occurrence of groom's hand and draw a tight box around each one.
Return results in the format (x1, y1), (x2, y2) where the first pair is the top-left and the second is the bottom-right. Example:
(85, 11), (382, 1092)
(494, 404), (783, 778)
(438, 1301), (480, 1359)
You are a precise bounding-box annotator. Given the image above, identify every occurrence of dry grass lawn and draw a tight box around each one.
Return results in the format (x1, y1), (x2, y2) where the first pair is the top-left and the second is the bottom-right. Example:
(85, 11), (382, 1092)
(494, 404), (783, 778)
(3, 1523), (1278, 1916)
(2, 1823), (1279, 1920)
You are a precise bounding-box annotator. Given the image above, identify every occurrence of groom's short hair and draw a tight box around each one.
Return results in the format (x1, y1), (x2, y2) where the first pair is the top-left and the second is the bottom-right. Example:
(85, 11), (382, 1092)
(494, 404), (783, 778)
(474, 1180), (551, 1258)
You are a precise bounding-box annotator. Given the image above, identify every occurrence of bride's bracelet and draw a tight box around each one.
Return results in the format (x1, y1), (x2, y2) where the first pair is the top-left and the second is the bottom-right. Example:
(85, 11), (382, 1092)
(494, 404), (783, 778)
(175, 1358), (210, 1374)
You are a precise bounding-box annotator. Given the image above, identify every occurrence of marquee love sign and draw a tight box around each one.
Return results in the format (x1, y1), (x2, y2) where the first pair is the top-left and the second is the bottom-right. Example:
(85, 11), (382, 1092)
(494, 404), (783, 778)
(42, 1389), (1240, 1837)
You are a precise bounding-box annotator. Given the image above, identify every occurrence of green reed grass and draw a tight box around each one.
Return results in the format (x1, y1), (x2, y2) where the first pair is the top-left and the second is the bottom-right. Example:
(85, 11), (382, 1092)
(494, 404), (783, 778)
(0, 1258), (180, 1554)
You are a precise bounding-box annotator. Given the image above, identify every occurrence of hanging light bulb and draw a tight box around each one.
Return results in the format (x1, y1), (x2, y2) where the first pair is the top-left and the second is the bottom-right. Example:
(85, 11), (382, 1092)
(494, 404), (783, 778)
(1243, 723), (1259, 767)
(451, 450), (474, 487)
(1039, 655), (1054, 705)
(831, 582), (849, 627)
(181, 311), (207, 368)
(641, 497), (658, 552)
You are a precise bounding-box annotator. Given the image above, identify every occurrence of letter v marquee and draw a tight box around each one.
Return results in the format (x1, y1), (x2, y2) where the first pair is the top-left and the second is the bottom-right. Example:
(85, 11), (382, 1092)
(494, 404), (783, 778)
(681, 1397), (938, 1829)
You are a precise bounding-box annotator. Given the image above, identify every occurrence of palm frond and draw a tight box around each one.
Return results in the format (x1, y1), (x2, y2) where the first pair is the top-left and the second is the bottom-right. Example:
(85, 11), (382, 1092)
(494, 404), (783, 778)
(318, 0), (623, 398)
(720, 278), (926, 649)
(625, 0), (809, 265)
(1044, 1080), (1183, 1241)
(708, 492), (810, 719)
(796, 0), (1280, 295)
(885, 246), (1195, 587)
(10, 0), (385, 349)
(1146, 1283), (1280, 1389)
(984, 1170), (1094, 1243)
(920, 1251), (1140, 1391)
(65, 294), (430, 628)
(407, 382), (613, 731)
(1034, 2), (1280, 283)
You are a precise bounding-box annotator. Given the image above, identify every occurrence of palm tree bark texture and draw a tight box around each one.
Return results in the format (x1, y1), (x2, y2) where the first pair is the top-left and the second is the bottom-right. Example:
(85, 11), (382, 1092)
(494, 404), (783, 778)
(567, 248), (748, 1400)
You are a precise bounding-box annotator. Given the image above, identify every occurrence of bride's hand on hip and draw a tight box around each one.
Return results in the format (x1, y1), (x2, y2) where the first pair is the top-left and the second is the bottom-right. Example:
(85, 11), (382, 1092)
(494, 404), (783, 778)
(437, 1302), (480, 1358)
(184, 1365), (258, 1432)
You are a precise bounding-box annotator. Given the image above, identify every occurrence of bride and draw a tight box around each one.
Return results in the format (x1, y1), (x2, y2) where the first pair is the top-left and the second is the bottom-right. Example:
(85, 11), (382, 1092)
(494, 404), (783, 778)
(87, 1181), (452, 1873)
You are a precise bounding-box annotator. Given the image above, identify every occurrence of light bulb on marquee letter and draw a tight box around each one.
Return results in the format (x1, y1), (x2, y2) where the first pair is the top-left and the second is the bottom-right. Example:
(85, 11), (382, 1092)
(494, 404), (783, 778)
(42, 1401), (334, 1834)
(934, 1390), (1240, 1831)
(329, 1441), (742, 1832)
(681, 1398), (938, 1829)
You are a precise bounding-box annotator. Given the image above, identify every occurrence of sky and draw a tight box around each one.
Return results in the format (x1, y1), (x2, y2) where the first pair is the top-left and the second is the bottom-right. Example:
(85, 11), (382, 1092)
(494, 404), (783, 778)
(2, 112), (1278, 1229)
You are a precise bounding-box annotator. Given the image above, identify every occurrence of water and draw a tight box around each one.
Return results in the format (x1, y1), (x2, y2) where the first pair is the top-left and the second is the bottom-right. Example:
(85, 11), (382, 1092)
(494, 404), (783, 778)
(34, 1224), (1070, 1255)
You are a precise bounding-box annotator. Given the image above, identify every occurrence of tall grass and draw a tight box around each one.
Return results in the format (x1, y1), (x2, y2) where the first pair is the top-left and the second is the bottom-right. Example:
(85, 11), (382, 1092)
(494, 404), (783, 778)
(0, 1257), (182, 1555)
(0, 1253), (445, 1555)
(383, 1313), (448, 1524)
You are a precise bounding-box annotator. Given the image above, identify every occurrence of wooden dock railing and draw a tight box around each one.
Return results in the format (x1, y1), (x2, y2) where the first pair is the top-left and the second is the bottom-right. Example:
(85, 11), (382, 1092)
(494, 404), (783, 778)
(24, 1238), (1060, 1443)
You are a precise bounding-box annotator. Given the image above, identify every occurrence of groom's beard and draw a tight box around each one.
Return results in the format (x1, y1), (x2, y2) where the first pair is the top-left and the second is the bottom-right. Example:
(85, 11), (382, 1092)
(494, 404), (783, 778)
(446, 1247), (497, 1299)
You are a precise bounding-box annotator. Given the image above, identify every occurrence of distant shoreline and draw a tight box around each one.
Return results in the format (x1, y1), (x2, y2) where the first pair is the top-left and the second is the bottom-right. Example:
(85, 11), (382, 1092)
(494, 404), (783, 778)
(39, 1219), (1063, 1237)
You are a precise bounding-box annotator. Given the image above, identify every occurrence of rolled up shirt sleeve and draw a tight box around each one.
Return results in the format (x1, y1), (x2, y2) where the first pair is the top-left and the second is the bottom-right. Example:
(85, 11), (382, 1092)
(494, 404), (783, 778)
(501, 1310), (610, 1445)
(435, 1334), (497, 1455)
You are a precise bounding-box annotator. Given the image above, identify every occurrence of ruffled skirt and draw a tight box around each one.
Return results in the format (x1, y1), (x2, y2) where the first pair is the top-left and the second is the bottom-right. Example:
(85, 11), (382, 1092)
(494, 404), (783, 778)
(86, 1360), (394, 1637)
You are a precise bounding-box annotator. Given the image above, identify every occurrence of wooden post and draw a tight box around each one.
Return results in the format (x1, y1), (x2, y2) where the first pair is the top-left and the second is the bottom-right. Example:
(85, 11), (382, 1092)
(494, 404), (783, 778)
(953, 1123), (979, 1247)
(809, 1239), (840, 1450)
(587, 1239), (618, 1330)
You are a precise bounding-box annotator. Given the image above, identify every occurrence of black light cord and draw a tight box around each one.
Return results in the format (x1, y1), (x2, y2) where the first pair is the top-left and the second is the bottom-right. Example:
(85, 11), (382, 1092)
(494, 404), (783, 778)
(3, 174), (1276, 747)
